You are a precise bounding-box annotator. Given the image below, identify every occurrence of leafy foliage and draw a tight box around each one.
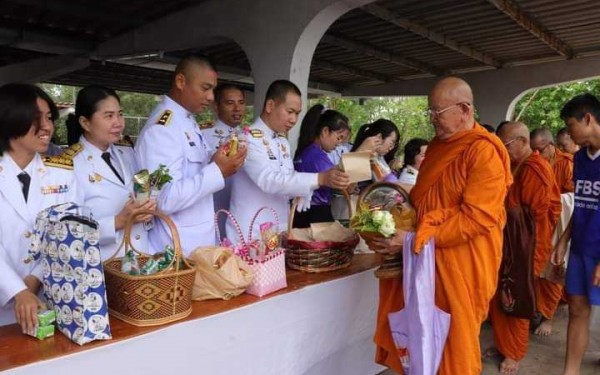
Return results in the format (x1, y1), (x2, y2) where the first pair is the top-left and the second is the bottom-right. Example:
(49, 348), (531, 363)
(40, 78), (600, 150)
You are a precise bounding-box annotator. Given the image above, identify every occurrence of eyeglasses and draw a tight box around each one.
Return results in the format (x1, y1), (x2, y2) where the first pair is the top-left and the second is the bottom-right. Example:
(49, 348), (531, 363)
(426, 102), (470, 118)
(503, 138), (519, 147)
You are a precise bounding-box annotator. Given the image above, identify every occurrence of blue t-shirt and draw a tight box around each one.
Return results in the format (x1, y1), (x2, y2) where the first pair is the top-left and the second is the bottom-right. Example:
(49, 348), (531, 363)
(294, 143), (333, 206)
(571, 148), (600, 258)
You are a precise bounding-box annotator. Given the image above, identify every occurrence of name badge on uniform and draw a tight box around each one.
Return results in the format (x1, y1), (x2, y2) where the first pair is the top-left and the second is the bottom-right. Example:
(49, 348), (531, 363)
(41, 184), (69, 195)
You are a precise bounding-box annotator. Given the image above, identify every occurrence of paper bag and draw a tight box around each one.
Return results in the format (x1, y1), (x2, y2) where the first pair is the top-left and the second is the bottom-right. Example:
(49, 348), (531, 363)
(340, 152), (372, 183)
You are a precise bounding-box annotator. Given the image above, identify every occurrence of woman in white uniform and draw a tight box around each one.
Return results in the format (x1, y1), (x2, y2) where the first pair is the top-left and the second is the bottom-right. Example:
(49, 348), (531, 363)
(0, 83), (81, 331)
(65, 85), (155, 261)
(397, 138), (429, 186)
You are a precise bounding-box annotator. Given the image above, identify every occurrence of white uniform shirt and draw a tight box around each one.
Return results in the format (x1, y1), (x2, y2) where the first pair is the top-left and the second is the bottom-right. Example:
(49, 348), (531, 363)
(135, 95), (225, 255)
(72, 136), (148, 260)
(0, 153), (80, 326)
(202, 119), (241, 239)
(202, 118), (239, 151)
(227, 117), (318, 241)
(397, 164), (419, 185)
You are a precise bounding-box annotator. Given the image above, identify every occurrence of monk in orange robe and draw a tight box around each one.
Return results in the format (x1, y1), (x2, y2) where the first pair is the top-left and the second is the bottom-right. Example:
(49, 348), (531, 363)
(489, 122), (562, 373)
(370, 77), (512, 375)
(530, 127), (574, 336)
(556, 126), (580, 155)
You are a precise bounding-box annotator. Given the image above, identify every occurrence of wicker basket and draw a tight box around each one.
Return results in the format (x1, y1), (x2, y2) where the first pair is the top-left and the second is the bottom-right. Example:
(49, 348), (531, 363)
(103, 210), (195, 327)
(282, 192), (359, 273)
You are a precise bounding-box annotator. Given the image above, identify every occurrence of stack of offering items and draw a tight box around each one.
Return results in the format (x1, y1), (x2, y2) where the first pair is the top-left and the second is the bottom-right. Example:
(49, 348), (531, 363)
(132, 164), (173, 202)
(120, 246), (177, 276)
(28, 310), (56, 340)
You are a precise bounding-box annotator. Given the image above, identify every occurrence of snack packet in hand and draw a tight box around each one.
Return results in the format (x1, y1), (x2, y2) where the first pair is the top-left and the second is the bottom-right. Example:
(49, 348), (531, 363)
(132, 170), (151, 202)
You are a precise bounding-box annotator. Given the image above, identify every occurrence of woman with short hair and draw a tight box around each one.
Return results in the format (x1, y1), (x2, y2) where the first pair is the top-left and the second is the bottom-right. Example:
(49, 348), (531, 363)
(0, 83), (81, 331)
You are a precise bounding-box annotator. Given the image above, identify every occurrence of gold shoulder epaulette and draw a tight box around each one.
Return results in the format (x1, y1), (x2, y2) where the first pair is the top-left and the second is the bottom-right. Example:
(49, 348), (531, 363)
(250, 129), (263, 138)
(114, 137), (134, 147)
(157, 110), (172, 126)
(42, 154), (74, 170)
(199, 121), (214, 130)
(61, 143), (83, 158)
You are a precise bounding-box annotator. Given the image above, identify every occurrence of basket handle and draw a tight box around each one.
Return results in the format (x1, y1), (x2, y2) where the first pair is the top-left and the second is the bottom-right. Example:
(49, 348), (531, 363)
(215, 209), (247, 247)
(247, 206), (280, 243)
(287, 190), (353, 240)
(110, 210), (193, 272)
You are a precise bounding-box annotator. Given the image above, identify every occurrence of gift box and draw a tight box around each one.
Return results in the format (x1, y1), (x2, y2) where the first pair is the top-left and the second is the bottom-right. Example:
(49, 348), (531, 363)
(27, 202), (112, 345)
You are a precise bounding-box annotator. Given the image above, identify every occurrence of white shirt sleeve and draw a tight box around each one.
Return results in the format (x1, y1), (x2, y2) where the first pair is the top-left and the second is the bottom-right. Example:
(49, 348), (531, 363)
(135, 124), (225, 215)
(243, 137), (318, 196)
(0, 244), (27, 307)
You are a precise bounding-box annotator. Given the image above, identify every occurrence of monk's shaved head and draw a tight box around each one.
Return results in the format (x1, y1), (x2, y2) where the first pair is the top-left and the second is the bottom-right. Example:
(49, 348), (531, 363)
(530, 128), (554, 143)
(497, 121), (529, 139)
(497, 121), (532, 164)
(428, 76), (476, 140)
(530, 127), (556, 160)
(430, 76), (474, 105)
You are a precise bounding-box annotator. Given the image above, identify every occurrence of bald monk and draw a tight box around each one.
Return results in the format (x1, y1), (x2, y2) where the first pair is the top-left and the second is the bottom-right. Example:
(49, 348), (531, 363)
(556, 127), (580, 155)
(369, 77), (512, 375)
(530, 127), (574, 336)
(531, 127), (574, 193)
(489, 122), (561, 373)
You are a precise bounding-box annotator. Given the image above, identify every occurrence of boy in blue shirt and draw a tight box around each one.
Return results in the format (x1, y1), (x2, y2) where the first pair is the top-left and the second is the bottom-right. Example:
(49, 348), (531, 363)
(553, 93), (600, 375)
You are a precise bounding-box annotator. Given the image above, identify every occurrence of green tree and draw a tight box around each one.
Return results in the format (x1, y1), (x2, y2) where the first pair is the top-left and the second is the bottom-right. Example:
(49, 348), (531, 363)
(513, 79), (600, 134)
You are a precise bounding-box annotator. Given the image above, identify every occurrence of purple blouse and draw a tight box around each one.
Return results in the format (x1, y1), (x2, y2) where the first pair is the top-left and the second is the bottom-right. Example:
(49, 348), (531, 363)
(294, 143), (333, 205)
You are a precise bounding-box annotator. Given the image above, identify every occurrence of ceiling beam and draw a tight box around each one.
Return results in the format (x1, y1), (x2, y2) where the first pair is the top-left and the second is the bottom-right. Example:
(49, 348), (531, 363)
(0, 56), (90, 85)
(0, 27), (93, 54)
(486, 0), (574, 58)
(312, 59), (392, 83)
(321, 34), (444, 76)
(362, 4), (503, 68)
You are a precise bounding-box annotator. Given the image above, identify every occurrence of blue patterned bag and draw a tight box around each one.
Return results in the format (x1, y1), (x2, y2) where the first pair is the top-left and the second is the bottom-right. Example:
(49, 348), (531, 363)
(27, 202), (112, 345)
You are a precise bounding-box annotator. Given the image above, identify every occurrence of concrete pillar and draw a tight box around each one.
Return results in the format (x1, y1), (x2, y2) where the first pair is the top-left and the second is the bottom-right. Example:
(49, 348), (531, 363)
(0, 56), (89, 86)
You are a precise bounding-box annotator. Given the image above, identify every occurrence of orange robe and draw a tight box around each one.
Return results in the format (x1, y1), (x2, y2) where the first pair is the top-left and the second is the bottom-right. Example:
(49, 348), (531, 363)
(552, 148), (574, 194)
(374, 123), (512, 375)
(489, 152), (561, 360)
(538, 148), (574, 312)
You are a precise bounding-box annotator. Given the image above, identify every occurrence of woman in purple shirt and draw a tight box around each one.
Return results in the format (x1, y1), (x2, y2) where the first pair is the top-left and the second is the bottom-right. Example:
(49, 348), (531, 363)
(293, 104), (350, 228)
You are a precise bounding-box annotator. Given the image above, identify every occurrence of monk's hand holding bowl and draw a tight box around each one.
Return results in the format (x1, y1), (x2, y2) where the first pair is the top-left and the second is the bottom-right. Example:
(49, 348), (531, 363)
(368, 230), (406, 254)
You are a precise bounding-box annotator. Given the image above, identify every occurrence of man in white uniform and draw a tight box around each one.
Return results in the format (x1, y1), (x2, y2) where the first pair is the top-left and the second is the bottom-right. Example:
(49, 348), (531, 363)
(202, 84), (246, 239)
(135, 55), (246, 255)
(228, 80), (350, 240)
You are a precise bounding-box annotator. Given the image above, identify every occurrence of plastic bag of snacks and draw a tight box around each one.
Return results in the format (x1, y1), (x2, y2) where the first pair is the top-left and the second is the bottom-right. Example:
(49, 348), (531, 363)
(26, 202), (112, 345)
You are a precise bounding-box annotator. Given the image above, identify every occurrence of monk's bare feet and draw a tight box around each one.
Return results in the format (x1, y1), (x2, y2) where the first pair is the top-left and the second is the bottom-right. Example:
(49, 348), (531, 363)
(500, 358), (519, 374)
(534, 319), (553, 336)
(482, 347), (502, 360)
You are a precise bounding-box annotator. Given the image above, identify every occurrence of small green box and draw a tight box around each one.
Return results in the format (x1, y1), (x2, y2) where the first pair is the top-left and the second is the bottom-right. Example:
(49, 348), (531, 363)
(31, 324), (55, 340)
(37, 310), (56, 327)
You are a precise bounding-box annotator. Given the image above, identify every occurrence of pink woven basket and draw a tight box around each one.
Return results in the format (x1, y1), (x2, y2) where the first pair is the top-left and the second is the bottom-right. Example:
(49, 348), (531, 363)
(216, 208), (287, 297)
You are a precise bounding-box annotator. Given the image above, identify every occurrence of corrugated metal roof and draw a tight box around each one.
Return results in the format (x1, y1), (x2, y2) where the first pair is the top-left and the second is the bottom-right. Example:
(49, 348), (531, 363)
(1, 0), (599, 93)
